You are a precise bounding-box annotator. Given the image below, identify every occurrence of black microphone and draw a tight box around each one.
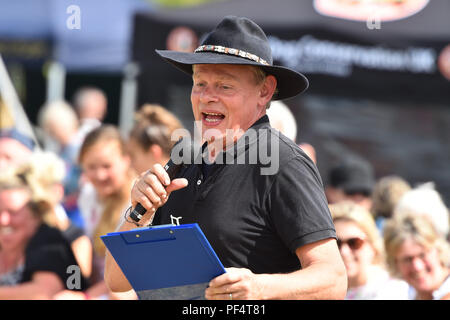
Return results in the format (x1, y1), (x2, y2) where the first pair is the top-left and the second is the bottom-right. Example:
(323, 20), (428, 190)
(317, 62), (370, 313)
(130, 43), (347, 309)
(128, 138), (194, 223)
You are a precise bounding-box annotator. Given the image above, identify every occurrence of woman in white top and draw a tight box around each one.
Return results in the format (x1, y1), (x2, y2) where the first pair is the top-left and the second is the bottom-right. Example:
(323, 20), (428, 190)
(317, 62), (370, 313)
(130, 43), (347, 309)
(384, 213), (450, 300)
(329, 201), (409, 299)
(56, 125), (136, 300)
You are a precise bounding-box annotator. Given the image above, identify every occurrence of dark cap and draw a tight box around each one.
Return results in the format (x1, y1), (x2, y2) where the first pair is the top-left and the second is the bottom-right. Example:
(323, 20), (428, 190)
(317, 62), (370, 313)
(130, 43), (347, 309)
(0, 128), (35, 151)
(328, 158), (375, 196)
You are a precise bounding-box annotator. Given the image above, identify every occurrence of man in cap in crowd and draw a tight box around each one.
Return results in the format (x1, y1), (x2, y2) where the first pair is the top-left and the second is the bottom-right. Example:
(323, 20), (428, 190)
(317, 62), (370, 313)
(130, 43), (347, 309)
(0, 128), (35, 170)
(325, 157), (375, 210)
(105, 16), (346, 300)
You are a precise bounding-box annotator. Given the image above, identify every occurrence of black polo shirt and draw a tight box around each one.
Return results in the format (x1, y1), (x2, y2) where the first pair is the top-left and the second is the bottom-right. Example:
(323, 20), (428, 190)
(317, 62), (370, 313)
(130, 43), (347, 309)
(153, 115), (336, 274)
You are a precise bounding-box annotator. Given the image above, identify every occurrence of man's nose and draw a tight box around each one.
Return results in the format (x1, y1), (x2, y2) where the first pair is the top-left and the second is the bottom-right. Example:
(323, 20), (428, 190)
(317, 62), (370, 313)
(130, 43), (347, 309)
(199, 85), (218, 103)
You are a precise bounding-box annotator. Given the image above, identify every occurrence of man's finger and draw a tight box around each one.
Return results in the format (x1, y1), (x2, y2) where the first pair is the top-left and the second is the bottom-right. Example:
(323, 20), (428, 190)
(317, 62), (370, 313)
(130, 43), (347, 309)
(132, 190), (154, 212)
(165, 178), (188, 194)
(152, 163), (171, 186)
(142, 173), (167, 198)
(138, 182), (163, 206)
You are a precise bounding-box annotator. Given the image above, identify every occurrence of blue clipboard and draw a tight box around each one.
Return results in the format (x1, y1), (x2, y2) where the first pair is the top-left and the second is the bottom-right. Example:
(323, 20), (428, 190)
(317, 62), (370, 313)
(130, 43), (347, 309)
(101, 223), (226, 300)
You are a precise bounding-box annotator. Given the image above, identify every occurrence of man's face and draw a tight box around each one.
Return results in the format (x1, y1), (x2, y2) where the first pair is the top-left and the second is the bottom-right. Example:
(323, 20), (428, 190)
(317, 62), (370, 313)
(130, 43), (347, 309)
(191, 64), (275, 145)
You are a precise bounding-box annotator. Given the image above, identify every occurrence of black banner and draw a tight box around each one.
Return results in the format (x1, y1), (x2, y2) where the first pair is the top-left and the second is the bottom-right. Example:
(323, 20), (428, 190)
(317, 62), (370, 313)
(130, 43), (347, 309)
(131, 0), (450, 203)
(132, 0), (450, 106)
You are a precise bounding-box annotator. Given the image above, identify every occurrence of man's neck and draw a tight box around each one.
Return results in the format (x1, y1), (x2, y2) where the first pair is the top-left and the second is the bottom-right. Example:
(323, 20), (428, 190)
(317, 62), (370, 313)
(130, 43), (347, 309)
(204, 136), (232, 163)
(202, 114), (269, 162)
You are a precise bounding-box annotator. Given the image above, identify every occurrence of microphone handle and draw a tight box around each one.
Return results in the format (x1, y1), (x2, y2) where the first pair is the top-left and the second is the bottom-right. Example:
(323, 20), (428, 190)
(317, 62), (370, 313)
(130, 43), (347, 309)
(128, 159), (182, 223)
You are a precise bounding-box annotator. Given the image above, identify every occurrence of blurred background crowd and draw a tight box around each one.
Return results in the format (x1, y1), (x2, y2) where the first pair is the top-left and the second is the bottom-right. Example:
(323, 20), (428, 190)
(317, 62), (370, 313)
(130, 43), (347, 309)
(0, 0), (449, 300)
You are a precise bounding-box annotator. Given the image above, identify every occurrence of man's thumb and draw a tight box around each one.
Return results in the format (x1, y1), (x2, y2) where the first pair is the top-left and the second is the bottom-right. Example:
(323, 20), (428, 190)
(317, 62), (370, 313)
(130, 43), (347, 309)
(166, 178), (188, 194)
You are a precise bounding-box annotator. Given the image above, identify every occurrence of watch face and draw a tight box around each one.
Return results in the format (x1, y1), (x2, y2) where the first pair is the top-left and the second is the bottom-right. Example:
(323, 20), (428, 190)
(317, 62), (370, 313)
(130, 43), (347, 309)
(314, 0), (430, 22)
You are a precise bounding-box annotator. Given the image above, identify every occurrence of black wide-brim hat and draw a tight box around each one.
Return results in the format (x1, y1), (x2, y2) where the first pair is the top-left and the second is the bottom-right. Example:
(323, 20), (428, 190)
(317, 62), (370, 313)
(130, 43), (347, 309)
(156, 16), (309, 100)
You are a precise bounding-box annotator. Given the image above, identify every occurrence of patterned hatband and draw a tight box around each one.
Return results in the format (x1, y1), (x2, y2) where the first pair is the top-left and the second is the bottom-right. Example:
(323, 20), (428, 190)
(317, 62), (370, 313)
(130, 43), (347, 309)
(194, 45), (270, 66)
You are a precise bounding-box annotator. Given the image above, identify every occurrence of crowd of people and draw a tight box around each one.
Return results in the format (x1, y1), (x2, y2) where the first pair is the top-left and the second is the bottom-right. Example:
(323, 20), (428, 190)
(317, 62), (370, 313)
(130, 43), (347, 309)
(325, 157), (450, 299)
(256, 99), (449, 300)
(1, 84), (449, 300)
(0, 88), (185, 299)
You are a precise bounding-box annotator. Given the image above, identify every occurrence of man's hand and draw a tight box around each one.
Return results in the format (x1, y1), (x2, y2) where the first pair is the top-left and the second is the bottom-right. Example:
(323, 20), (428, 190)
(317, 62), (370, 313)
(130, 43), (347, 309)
(130, 163), (188, 223)
(105, 163), (189, 293)
(204, 239), (347, 300)
(205, 267), (267, 300)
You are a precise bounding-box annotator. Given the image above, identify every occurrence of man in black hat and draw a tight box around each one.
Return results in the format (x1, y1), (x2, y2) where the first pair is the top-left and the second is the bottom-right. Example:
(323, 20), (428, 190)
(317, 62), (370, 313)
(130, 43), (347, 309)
(105, 16), (346, 299)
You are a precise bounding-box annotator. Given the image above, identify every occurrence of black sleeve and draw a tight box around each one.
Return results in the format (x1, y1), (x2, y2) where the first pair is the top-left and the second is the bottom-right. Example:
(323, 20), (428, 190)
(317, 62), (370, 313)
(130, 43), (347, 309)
(21, 225), (88, 290)
(23, 244), (74, 284)
(267, 155), (336, 253)
(62, 223), (85, 244)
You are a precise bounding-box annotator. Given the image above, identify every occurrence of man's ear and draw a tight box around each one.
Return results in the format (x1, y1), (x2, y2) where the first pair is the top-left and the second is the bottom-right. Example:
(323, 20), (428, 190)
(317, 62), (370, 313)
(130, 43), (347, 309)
(259, 75), (277, 106)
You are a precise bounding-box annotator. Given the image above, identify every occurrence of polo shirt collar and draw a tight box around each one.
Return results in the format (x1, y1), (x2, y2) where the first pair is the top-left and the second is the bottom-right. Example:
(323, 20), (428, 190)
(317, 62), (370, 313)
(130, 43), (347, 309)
(199, 114), (271, 165)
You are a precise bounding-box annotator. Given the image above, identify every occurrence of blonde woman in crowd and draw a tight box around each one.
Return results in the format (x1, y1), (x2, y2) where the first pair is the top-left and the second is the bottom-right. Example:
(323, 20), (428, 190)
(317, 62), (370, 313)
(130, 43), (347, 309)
(0, 168), (87, 299)
(127, 104), (184, 175)
(384, 213), (450, 300)
(330, 201), (409, 299)
(56, 125), (137, 300)
(394, 184), (449, 240)
(15, 151), (93, 280)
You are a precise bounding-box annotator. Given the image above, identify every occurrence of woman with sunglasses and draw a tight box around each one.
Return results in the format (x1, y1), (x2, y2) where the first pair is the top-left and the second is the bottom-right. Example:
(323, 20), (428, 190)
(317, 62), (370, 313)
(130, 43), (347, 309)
(384, 213), (450, 300)
(330, 201), (409, 299)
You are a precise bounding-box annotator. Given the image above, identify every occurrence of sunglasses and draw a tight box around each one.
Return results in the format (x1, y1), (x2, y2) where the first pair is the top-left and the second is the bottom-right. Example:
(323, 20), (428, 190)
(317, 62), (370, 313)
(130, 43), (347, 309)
(337, 237), (365, 250)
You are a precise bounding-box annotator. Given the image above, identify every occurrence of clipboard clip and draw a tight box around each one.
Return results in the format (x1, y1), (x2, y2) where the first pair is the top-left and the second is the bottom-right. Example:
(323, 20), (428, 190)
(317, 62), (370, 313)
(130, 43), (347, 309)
(121, 226), (176, 244)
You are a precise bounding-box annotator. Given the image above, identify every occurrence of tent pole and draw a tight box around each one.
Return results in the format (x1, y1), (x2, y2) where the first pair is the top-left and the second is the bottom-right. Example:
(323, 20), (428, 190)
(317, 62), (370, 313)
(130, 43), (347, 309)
(0, 54), (41, 150)
(119, 62), (139, 137)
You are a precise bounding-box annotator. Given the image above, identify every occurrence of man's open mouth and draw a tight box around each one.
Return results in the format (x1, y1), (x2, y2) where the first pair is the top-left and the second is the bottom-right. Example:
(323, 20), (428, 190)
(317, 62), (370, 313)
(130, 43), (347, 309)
(202, 111), (225, 124)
